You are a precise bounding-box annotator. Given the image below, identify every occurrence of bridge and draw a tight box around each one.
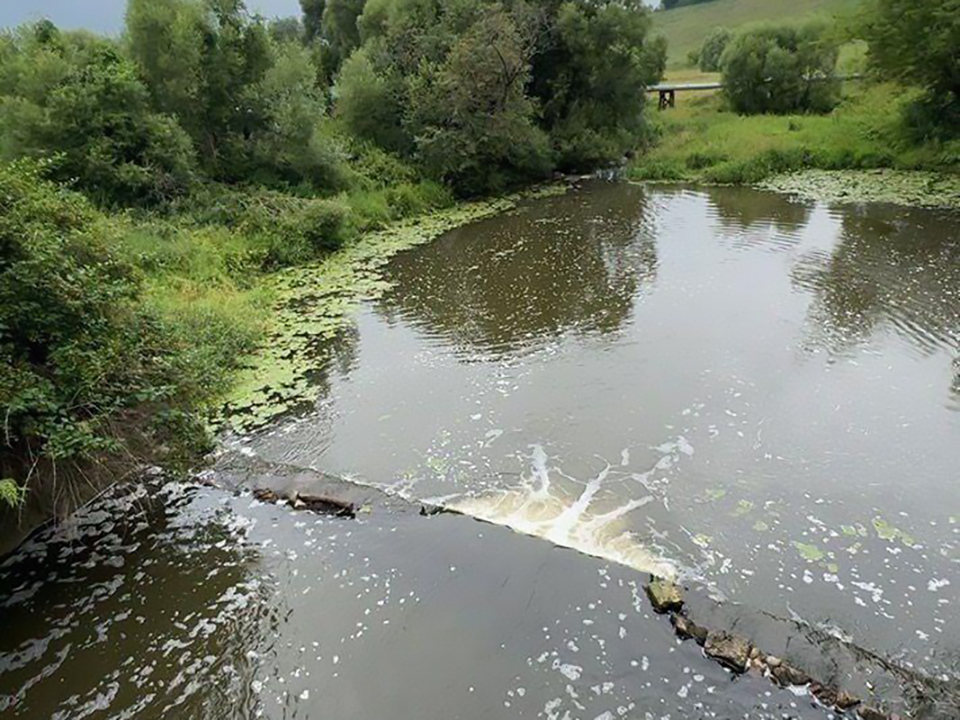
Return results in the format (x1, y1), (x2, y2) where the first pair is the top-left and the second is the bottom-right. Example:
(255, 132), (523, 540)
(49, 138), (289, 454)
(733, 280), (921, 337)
(648, 82), (723, 110)
(648, 75), (863, 110)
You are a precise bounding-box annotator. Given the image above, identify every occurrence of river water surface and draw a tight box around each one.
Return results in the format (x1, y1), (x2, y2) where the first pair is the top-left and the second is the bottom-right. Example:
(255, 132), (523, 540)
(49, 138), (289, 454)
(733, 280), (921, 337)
(2, 181), (958, 719)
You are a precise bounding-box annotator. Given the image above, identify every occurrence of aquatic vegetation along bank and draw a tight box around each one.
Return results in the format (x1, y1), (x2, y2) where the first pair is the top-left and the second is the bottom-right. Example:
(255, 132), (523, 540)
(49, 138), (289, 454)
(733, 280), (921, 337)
(214, 185), (570, 434)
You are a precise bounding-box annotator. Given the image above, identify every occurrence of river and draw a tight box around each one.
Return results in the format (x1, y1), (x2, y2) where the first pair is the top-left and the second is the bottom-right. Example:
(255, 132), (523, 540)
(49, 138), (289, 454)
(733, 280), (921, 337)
(2, 180), (958, 719)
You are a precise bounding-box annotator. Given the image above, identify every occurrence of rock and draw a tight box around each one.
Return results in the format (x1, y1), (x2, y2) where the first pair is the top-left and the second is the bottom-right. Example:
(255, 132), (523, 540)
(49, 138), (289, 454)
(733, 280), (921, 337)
(704, 630), (752, 672)
(749, 647), (761, 659)
(835, 691), (861, 710)
(671, 614), (707, 644)
(765, 655), (782, 668)
(645, 578), (684, 613)
(858, 707), (888, 720)
(811, 683), (837, 706)
(771, 663), (812, 687)
(253, 488), (280, 503)
(420, 503), (445, 516)
(812, 684), (858, 709)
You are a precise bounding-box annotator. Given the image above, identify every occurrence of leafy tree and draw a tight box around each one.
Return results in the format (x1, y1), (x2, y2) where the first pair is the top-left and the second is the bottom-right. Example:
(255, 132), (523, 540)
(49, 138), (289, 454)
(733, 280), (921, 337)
(124, 0), (206, 133)
(301, 0), (326, 41)
(860, 0), (960, 136)
(268, 16), (305, 44)
(532, 0), (666, 170)
(661, 0), (718, 8)
(721, 23), (840, 114)
(128, 0), (344, 188)
(405, 4), (552, 194)
(127, 0), (274, 179)
(0, 24), (195, 204)
(698, 27), (730, 72)
(250, 41), (350, 188)
(320, 0), (366, 69)
(335, 46), (408, 152)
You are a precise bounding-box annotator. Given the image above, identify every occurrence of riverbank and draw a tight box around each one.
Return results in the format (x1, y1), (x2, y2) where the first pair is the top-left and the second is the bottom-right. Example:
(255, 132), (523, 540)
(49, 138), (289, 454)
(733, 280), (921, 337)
(627, 83), (960, 202)
(0, 178), (564, 554)
(214, 184), (569, 435)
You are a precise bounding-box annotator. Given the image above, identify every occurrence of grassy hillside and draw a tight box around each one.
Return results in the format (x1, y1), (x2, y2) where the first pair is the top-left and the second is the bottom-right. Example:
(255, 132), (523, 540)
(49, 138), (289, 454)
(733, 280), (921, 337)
(653, 0), (863, 68)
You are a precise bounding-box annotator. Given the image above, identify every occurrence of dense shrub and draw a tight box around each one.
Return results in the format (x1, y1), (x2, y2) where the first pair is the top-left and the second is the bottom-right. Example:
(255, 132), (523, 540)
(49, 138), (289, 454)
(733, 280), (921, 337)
(721, 23), (840, 114)
(698, 27), (731, 72)
(181, 185), (350, 267)
(860, 0), (960, 138)
(0, 161), (208, 489)
(0, 24), (195, 204)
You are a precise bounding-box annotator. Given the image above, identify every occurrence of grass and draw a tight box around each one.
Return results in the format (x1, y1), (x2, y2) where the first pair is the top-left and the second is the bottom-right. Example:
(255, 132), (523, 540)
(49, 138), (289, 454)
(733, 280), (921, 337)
(87, 176), (458, 427)
(630, 82), (959, 185)
(652, 0), (864, 68)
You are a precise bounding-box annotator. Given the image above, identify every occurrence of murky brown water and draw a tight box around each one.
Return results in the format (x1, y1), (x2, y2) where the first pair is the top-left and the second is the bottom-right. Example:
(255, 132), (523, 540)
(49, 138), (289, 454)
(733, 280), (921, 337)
(2, 181), (958, 718)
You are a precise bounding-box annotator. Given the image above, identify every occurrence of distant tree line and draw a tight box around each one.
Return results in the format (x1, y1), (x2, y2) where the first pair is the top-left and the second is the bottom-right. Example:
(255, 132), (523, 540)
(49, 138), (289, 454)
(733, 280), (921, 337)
(0, 0), (668, 203)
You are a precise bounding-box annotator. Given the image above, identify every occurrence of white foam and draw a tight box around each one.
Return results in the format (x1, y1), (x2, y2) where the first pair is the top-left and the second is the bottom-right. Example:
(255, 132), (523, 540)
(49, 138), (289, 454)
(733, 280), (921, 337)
(449, 445), (677, 578)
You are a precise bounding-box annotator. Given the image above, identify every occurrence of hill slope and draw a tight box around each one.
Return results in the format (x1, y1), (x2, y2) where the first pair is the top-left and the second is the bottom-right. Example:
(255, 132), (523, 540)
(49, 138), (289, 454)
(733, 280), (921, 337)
(653, 0), (863, 67)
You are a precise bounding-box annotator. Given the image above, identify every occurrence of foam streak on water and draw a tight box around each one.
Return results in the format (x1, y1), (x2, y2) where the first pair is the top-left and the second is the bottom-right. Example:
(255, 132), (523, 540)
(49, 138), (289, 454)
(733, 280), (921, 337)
(448, 445), (677, 578)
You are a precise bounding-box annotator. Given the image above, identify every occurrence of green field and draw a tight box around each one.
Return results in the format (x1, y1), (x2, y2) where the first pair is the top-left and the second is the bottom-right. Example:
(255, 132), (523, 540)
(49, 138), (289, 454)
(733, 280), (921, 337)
(629, 82), (959, 184)
(653, 0), (864, 67)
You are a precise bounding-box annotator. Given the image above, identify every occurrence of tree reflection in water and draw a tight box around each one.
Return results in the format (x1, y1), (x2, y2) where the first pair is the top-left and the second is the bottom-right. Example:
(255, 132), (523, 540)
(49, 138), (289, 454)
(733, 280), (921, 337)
(793, 204), (959, 355)
(376, 181), (659, 359)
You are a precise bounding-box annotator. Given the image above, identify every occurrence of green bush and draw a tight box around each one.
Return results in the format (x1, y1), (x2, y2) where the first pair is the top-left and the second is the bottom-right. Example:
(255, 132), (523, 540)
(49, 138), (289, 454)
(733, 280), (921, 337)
(181, 185), (350, 267)
(698, 27), (731, 72)
(721, 22), (840, 114)
(0, 161), (208, 486)
(533, 0), (666, 171)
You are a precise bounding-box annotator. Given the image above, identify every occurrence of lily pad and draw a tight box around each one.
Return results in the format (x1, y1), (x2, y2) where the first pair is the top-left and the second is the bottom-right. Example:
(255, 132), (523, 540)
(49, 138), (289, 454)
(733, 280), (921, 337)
(793, 541), (825, 562)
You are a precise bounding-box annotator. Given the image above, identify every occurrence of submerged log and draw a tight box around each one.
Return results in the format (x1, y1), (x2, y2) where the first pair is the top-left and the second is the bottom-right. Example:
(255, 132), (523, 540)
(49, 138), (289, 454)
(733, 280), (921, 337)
(293, 492), (356, 518)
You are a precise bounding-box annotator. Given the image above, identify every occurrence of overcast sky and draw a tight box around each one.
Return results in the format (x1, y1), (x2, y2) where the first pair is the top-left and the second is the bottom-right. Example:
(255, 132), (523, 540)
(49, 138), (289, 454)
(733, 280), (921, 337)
(0, 1), (304, 34)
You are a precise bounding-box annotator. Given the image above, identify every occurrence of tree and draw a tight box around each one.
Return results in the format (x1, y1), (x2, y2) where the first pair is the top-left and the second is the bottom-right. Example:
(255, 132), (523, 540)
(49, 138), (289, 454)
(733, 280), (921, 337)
(0, 24), (195, 204)
(250, 40), (349, 189)
(124, 0), (206, 133)
(860, 0), (960, 136)
(698, 27), (730, 72)
(301, 0), (326, 41)
(320, 0), (366, 69)
(721, 23), (840, 114)
(405, 4), (552, 194)
(335, 46), (408, 152)
(268, 16), (305, 44)
(127, 0), (295, 180)
(532, 0), (666, 170)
